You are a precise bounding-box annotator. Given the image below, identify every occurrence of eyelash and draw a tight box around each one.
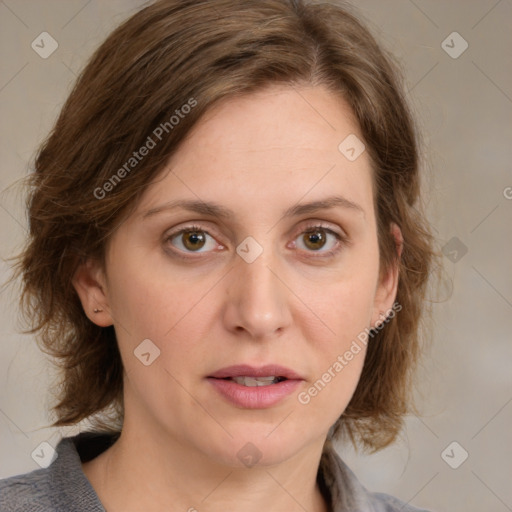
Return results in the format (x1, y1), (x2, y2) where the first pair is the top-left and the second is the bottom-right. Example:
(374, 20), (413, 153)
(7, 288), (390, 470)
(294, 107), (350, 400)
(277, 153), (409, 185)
(164, 222), (348, 260)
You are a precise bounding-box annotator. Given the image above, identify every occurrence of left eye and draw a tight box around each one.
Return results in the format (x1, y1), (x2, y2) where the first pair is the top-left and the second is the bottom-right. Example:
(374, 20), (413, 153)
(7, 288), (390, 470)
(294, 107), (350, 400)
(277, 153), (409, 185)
(168, 229), (219, 253)
(295, 227), (340, 252)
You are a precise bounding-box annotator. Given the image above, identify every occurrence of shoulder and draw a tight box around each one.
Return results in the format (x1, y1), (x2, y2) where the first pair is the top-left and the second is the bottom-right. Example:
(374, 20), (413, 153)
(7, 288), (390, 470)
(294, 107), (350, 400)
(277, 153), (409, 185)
(0, 467), (54, 512)
(369, 491), (432, 511)
(0, 432), (116, 512)
(319, 440), (433, 512)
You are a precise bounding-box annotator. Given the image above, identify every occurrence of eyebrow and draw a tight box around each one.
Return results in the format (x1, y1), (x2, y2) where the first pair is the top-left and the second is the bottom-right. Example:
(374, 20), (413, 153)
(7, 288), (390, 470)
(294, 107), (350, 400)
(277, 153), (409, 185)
(141, 195), (365, 221)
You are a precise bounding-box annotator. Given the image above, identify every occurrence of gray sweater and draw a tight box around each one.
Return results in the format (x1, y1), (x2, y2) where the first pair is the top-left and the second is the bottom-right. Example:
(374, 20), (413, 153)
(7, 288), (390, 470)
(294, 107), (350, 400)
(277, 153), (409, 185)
(0, 432), (431, 511)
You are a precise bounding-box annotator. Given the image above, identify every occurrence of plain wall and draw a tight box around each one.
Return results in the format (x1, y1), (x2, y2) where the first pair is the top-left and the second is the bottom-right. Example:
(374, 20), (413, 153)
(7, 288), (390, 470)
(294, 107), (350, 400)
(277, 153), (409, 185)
(1, 1), (511, 511)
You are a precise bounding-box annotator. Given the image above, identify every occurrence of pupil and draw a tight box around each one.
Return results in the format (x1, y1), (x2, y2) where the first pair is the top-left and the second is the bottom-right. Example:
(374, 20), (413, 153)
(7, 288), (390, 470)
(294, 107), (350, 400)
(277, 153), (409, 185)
(184, 231), (205, 250)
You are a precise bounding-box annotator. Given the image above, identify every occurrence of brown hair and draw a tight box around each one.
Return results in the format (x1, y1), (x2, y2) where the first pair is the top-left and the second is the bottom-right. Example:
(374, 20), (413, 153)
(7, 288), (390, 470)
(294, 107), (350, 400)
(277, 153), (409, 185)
(9, 0), (436, 452)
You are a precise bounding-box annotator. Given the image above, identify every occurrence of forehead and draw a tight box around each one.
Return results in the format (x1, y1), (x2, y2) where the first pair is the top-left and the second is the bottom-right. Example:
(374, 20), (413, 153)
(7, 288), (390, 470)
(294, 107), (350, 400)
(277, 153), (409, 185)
(135, 84), (374, 220)
(177, 84), (363, 161)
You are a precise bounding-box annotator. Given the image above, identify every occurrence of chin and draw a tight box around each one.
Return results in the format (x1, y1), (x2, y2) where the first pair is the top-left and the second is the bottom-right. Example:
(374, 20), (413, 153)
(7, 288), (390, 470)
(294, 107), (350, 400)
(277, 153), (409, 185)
(195, 424), (314, 469)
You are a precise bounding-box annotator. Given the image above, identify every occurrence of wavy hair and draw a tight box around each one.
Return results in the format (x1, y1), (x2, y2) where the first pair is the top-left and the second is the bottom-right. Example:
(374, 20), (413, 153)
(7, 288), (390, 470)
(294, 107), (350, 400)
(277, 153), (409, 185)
(8, 0), (437, 452)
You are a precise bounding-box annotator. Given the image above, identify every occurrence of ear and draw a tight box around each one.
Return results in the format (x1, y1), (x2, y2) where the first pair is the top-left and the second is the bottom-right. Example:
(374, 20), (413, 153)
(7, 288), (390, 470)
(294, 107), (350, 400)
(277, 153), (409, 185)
(72, 257), (113, 327)
(371, 223), (403, 328)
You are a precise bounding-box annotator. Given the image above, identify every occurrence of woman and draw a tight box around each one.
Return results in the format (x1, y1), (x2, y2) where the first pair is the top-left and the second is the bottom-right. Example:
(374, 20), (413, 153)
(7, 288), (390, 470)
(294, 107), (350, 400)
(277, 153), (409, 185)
(0, 0), (435, 510)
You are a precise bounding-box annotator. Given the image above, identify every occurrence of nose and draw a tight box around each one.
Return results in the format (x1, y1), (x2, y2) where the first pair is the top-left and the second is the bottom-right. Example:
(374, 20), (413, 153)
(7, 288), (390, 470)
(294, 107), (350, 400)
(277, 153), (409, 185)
(222, 253), (293, 340)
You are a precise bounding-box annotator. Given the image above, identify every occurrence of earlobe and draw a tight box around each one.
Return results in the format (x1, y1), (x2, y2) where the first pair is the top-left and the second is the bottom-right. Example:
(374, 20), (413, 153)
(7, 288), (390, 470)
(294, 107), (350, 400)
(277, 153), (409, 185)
(371, 223), (402, 328)
(71, 258), (113, 327)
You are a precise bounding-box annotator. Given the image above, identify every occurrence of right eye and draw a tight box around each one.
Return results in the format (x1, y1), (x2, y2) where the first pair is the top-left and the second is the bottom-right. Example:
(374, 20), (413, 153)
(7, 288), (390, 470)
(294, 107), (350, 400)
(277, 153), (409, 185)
(165, 226), (222, 255)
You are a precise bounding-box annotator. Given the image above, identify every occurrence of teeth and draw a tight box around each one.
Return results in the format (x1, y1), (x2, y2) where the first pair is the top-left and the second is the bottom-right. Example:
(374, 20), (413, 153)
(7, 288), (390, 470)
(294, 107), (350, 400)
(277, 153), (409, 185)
(232, 376), (280, 387)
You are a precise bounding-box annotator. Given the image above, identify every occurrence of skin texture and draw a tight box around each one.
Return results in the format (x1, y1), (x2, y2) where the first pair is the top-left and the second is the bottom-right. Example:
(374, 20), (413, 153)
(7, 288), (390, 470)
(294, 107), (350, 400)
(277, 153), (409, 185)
(73, 84), (401, 512)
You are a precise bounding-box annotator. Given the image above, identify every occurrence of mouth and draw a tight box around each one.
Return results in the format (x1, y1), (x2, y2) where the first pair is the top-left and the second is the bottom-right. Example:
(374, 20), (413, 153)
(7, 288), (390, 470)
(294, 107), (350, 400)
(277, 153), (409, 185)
(207, 364), (304, 408)
(215, 375), (288, 387)
(208, 364), (303, 384)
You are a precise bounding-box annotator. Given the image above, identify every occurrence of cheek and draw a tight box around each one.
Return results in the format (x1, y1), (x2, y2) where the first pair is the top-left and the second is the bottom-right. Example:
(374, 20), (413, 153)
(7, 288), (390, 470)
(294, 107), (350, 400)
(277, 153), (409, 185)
(303, 276), (374, 378)
(302, 243), (380, 342)
(105, 253), (225, 395)
(106, 259), (217, 414)
(106, 249), (213, 340)
(293, 244), (379, 413)
(294, 291), (373, 429)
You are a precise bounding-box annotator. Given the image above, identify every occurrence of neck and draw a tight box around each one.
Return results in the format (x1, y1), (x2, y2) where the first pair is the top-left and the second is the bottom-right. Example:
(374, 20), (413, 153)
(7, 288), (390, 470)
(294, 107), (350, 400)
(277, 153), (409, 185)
(83, 417), (330, 512)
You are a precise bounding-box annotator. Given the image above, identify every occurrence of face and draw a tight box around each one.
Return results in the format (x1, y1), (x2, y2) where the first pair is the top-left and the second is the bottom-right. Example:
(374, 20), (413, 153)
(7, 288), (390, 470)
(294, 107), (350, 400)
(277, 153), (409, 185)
(74, 84), (399, 468)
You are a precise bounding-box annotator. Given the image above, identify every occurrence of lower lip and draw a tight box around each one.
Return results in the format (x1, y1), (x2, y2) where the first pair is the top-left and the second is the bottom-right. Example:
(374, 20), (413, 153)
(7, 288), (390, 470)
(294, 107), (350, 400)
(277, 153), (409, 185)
(207, 378), (302, 409)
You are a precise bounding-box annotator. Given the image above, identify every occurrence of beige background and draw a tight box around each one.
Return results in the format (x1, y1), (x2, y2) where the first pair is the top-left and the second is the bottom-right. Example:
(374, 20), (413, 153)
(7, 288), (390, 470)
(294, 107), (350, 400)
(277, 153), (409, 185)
(1, 1), (511, 511)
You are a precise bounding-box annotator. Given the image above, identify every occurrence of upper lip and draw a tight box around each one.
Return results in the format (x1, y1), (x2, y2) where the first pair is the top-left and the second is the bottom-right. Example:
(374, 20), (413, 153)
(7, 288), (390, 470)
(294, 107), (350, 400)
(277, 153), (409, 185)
(208, 364), (304, 380)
